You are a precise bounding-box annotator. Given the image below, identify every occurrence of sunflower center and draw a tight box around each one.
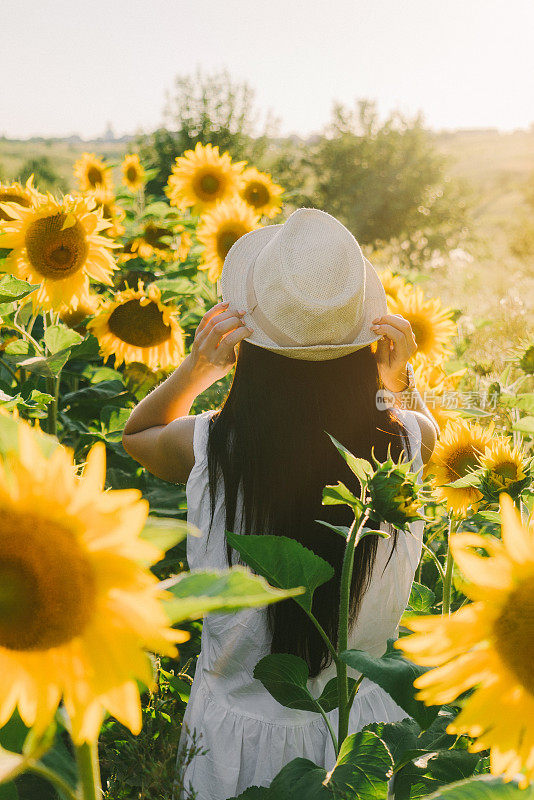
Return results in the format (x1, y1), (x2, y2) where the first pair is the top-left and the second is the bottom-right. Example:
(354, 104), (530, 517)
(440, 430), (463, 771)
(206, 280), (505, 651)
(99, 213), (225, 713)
(216, 225), (248, 260)
(25, 213), (89, 281)
(0, 192), (31, 221)
(244, 181), (270, 208)
(494, 577), (534, 694)
(143, 224), (169, 248)
(0, 510), (95, 651)
(87, 166), (104, 187)
(494, 461), (519, 481)
(126, 166), (138, 182)
(193, 171), (223, 201)
(449, 449), (480, 478)
(107, 298), (171, 347)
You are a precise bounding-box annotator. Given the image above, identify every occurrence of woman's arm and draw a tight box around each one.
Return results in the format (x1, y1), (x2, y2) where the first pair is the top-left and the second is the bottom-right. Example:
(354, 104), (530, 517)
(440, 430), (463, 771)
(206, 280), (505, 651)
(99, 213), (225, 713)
(121, 301), (251, 483)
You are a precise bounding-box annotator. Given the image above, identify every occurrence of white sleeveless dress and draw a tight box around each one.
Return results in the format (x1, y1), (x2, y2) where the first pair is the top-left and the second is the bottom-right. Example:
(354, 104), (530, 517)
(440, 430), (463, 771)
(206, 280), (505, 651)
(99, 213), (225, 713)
(175, 408), (425, 800)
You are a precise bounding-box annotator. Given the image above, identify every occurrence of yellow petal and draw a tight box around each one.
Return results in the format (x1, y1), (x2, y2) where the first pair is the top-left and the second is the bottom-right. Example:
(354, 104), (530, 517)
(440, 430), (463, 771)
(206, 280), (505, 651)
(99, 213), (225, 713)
(499, 493), (534, 565)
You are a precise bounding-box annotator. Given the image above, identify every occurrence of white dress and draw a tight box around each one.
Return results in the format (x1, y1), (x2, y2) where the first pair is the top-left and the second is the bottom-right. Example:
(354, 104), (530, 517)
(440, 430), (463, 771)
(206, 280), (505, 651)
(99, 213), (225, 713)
(175, 408), (425, 800)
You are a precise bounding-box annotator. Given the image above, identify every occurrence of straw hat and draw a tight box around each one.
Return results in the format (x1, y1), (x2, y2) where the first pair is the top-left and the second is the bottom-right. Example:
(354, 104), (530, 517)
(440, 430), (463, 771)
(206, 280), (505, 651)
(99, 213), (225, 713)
(220, 207), (387, 361)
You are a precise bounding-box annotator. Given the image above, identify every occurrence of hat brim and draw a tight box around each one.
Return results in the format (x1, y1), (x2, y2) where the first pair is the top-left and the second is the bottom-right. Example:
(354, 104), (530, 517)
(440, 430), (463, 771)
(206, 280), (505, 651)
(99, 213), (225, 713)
(219, 223), (388, 361)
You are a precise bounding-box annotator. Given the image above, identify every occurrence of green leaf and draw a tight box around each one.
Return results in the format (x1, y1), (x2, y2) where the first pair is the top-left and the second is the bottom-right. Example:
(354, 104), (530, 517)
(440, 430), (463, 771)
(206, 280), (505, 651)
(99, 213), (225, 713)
(4, 340), (32, 357)
(164, 566), (303, 623)
(326, 730), (393, 797)
(269, 758), (330, 799)
(0, 713), (27, 754)
(16, 352), (70, 377)
(140, 517), (194, 558)
(225, 532), (333, 614)
(269, 730), (393, 799)
(316, 676), (358, 713)
(445, 470), (483, 488)
(326, 433), (373, 484)
(82, 365), (123, 384)
(407, 582), (436, 614)
(315, 519), (349, 538)
(0, 275), (39, 303)
(423, 774), (534, 798)
(513, 416), (534, 435)
(62, 380), (126, 409)
(359, 527), (391, 542)
(340, 639), (439, 729)
(0, 782), (17, 799)
(253, 654), (357, 714)
(228, 788), (271, 799)
(44, 325), (84, 355)
(253, 654), (317, 711)
(322, 481), (361, 510)
(364, 719), (420, 766)
(100, 405), (130, 435)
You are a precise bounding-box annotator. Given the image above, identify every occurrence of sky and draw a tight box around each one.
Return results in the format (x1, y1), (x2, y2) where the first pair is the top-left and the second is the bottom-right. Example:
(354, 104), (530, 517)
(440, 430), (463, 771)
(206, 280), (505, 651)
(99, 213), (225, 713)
(2, 0), (534, 140)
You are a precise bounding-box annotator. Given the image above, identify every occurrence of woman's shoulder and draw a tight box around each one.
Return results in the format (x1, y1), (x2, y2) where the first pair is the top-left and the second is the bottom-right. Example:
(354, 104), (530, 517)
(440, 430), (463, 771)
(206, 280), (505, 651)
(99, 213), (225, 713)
(393, 407), (436, 466)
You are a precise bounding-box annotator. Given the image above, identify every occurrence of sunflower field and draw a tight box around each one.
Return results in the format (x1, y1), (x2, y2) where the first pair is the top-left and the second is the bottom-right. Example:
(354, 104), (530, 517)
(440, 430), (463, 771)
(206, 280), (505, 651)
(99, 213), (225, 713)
(0, 142), (533, 800)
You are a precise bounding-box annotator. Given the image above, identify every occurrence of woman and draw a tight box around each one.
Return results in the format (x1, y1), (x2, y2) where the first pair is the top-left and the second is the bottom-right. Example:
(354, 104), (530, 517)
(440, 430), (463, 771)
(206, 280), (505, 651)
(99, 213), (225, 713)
(122, 208), (439, 800)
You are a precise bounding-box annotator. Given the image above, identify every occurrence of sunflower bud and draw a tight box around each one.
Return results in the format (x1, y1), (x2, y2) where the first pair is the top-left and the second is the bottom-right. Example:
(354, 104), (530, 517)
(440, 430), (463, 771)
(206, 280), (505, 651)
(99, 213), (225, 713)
(366, 448), (425, 531)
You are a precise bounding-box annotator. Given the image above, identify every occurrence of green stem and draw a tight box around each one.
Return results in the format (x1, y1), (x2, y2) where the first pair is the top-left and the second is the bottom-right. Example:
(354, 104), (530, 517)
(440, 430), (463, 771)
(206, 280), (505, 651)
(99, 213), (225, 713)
(46, 372), (61, 438)
(308, 614), (340, 667)
(316, 703), (338, 755)
(26, 310), (39, 338)
(9, 321), (44, 355)
(28, 763), (79, 800)
(442, 516), (460, 615)
(74, 740), (102, 800)
(337, 507), (370, 746)
(347, 674), (364, 715)
(0, 356), (20, 383)
(421, 541), (446, 583)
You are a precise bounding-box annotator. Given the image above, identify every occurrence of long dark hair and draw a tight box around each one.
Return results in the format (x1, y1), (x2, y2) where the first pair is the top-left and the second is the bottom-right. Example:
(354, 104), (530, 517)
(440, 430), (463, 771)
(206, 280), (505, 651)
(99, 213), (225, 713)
(206, 340), (411, 677)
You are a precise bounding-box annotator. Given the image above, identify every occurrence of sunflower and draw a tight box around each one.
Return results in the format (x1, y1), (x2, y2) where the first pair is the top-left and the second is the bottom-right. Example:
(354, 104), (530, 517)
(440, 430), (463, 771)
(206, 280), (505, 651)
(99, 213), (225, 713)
(0, 175), (42, 222)
(239, 167), (283, 219)
(477, 438), (532, 504)
(428, 417), (494, 515)
(397, 493), (534, 787)
(88, 187), (126, 239)
(124, 221), (176, 263)
(59, 292), (101, 331)
(73, 152), (114, 193)
(0, 193), (120, 312)
(413, 362), (465, 431)
(87, 281), (185, 370)
(378, 269), (410, 304)
(197, 197), (260, 282)
(389, 285), (457, 362)
(0, 417), (185, 743)
(165, 142), (245, 214)
(121, 153), (145, 192)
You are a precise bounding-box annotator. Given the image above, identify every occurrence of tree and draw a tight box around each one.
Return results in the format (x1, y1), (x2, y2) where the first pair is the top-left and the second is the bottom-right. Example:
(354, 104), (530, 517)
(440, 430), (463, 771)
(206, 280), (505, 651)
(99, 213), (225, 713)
(18, 155), (62, 192)
(135, 67), (279, 196)
(306, 100), (470, 260)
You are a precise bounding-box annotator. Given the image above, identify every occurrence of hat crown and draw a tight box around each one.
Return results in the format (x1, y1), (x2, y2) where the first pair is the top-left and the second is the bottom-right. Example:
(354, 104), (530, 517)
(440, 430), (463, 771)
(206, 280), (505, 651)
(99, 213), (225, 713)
(278, 208), (365, 307)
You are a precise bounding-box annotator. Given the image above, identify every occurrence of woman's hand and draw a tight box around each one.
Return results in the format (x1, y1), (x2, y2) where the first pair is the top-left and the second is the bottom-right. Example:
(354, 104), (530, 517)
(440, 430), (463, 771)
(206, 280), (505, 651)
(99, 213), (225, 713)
(188, 301), (252, 391)
(371, 313), (417, 392)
